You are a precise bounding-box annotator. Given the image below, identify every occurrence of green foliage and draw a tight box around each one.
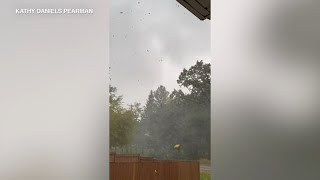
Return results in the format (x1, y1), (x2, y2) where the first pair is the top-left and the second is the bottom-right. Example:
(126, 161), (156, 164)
(177, 60), (211, 105)
(110, 61), (211, 159)
(133, 60), (211, 160)
(110, 86), (141, 148)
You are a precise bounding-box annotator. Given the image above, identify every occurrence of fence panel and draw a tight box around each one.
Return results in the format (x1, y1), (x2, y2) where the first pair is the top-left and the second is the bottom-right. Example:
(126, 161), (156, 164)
(110, 154), (200, 180)
(139, 162), (160, 180)
(110, 162), (139, 180)
(177, 161), (200, 180)
(114, 154), (140, 162)
(159, 161), (178, 180)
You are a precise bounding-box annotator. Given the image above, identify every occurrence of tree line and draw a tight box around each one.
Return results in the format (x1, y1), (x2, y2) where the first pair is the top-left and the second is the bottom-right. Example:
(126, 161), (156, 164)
(110, 60), (210, 160)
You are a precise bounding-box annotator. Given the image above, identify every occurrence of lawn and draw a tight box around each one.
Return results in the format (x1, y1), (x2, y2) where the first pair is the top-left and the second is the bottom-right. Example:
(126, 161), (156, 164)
(200, 172), (211, 180)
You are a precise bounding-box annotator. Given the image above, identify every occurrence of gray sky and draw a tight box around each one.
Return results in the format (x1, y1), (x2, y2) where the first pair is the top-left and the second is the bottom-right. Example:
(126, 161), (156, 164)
(110, 0), (211, 105)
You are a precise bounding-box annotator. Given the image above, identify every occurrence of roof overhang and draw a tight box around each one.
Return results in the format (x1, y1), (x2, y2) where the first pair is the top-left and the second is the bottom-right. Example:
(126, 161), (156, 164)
(177, 0), (211, 20)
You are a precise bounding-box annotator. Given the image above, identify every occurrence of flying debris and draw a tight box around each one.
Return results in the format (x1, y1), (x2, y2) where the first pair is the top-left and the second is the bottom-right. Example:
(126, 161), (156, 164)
(174, 144), (181, 149)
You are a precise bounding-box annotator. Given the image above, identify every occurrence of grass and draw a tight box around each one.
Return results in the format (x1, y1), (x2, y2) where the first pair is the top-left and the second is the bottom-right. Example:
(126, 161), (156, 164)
(200, 172), (211, 180)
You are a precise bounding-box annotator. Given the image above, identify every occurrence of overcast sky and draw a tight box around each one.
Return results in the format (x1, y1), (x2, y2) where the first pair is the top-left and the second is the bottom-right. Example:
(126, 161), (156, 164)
(110, 0), (210, 105)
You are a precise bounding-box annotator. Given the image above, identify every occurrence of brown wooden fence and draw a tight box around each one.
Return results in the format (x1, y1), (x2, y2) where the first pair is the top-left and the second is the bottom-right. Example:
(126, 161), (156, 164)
(110, 153), (200, 180)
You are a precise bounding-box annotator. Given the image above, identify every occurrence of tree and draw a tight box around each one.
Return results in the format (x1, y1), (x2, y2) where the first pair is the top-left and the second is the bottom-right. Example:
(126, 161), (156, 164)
(139, 86), (171, 148)
(177, 60), (211, 105)
(176, 60), (211, 159)
(110, 85), (138, 148)
(130, 61), (211, 160)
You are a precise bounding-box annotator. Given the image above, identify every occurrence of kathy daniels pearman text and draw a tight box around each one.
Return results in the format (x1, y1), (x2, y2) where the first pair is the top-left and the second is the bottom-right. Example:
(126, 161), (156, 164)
(16, 9), (94, 14)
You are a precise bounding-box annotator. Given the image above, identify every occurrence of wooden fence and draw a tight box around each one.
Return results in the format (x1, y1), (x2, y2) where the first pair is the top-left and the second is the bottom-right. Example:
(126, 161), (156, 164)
(110, 153), (200, 180)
